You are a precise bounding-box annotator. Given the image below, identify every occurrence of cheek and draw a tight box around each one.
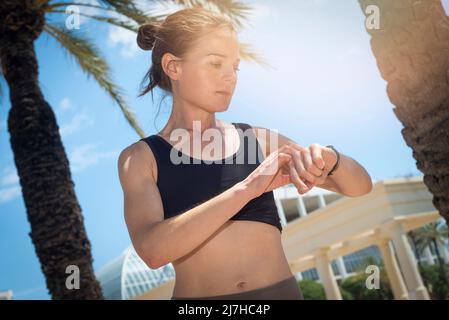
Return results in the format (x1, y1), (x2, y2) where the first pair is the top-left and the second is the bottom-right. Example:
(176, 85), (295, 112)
(179, 67), (214, 100)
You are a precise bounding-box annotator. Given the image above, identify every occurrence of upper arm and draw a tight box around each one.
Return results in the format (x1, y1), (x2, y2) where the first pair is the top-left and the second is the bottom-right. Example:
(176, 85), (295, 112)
(117, 141), (164, 258)
(251, 125), (341, 194)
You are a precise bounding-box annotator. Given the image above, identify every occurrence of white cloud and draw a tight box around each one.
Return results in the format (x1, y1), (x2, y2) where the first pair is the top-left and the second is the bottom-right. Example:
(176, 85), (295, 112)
(59, 108), (95, 137)
(13, 286), (46, 298)
(108, 26), (140, 58)
(74, 0), (102, 26)
(135, 0), (182, 15)
(0, 167), (21, 204)
(0, 185), (21, 204)
(0, 167), (19, 186)
(246, 3), (280, 25)
(59, 97), (73, 111)
(69, 143), (119, 173)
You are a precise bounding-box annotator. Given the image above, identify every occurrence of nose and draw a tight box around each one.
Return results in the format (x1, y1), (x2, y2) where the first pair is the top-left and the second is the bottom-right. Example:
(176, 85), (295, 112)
(222, 65), (237, 84)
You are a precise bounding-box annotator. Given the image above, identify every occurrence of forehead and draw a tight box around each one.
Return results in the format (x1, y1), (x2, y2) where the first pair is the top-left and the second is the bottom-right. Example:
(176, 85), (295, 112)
(188, 27), (240, 61)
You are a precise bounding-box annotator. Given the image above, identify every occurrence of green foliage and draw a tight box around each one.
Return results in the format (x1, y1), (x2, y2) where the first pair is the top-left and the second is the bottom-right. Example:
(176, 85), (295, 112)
(339, 272), (394, 300)
(420, 264), (449, 300)
(298, 279), (326, 300)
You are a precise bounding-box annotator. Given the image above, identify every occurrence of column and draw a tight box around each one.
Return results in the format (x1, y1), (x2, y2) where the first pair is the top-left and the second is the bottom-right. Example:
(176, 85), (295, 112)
(318, 194), (326, 208)
(423, 246), (435, 265)
(377, 238), (409, 300)
(296, 196), (307, 218)
(390, 224), (430, 300)
(315, 248), (342, 300)
(437, 242), (449, 264)
(275, 198), (287, 226)
(335, 256), (348, 279)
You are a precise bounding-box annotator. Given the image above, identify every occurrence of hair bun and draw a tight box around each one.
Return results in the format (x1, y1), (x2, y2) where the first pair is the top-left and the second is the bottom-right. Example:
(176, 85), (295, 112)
(137, 23), (158, 51)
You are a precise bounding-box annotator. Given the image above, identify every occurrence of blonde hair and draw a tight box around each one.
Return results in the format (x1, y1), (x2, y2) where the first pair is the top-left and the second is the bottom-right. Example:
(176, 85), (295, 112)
(137, 7), (237, 98)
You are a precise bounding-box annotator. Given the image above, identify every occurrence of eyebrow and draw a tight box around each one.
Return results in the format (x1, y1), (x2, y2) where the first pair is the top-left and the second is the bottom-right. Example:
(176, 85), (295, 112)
(206, 53), (241, 63)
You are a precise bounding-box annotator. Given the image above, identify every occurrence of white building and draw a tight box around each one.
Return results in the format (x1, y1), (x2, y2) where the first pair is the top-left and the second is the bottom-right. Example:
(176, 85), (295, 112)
(97, 176), (447, 300)
(0, 290), (13, 300)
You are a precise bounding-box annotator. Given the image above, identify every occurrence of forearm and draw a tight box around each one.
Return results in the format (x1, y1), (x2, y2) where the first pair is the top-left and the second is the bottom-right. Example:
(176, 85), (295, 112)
(327, 153), (373, 197)
(141, 181), (254, 268)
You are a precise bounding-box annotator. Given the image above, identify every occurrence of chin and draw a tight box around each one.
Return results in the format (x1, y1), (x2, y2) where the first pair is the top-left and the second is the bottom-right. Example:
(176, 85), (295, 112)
(214, 104), (230, 112)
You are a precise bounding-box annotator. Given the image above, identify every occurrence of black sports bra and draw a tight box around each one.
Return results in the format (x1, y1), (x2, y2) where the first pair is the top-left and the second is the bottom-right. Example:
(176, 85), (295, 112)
(139, 122), (283, 233)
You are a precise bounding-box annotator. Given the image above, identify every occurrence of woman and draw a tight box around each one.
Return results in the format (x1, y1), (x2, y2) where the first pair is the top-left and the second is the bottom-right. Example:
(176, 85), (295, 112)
(118, 7), (373, 300)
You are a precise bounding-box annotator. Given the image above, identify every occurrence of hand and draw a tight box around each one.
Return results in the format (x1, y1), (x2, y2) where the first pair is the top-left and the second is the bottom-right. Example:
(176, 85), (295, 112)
(281, 143), (338, 194)
(242, 144), (294, 199)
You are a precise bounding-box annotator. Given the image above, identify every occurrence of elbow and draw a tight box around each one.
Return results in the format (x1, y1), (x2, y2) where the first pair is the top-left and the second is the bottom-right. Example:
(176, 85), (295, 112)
(135, 240), (166, 270)
(362, 176), (374, 195)
(345, 180), (373, 198)
(146, 257), (165, 270)
(141, 247), (165, 269)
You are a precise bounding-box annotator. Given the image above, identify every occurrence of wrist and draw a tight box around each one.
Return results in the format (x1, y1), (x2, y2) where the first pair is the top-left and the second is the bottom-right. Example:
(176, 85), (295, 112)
(325, 145), (340, 176)
(233, 179), (256, 203)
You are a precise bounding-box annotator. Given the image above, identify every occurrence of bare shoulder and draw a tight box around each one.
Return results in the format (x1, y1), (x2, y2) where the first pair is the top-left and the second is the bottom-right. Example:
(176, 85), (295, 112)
(117, 139), (157, 186)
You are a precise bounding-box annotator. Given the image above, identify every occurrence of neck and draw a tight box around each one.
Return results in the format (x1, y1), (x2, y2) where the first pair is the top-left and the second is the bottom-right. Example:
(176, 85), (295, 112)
(161, 99), (220, 135)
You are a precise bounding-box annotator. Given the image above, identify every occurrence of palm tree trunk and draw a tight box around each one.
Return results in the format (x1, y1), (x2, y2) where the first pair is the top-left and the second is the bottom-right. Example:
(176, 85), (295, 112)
(358, 0), (449, 226)
(0, 0), (103, 299)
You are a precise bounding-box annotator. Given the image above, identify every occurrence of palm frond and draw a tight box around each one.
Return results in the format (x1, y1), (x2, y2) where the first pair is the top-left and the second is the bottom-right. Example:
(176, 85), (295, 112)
(47, 1), (266, 66)
(49, 9), (140, 32)
(97, 0), (152, 24)
(48, 1), (154, 25)
(47, 1), (118, 14)
(413, 220), (449, 252)
(43, 22), (145, 137)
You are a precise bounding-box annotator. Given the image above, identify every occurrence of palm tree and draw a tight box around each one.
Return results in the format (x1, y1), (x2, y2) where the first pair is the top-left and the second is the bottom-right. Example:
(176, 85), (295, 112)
(0, 0), (263, 299)
(414, 221), (449, 289)
(357, 0), (449, 226)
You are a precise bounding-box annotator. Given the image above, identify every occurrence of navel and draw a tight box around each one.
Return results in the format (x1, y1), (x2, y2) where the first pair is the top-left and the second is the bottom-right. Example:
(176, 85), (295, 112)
(236, 281), (247, 289)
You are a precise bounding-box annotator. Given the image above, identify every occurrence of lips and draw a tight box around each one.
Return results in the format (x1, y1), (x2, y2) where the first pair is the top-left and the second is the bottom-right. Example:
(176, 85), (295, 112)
(216, 91), (231, 95)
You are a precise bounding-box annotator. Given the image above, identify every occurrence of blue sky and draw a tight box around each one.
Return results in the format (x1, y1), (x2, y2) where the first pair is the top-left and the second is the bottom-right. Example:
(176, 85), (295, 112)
(1, 0), (447, 299)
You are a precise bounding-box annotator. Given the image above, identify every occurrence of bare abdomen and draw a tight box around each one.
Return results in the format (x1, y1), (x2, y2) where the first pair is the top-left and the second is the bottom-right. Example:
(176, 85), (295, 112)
(171, 219), (293, 297)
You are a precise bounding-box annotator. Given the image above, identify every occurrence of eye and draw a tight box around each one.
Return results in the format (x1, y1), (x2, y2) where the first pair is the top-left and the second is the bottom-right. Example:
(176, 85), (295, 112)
(211, 61), (240, 72)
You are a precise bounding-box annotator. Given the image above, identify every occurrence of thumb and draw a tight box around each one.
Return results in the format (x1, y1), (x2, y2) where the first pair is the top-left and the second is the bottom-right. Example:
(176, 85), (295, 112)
(278, 153), (292, 167)
(264, 160), (292, 192)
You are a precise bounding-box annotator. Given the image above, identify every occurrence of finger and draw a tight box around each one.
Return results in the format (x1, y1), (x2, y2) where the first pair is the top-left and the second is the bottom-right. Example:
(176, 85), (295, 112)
(267, 168), (292, 191)
(310, 144), (325, 171)
(288, 160), (310, 194)
(304, 180), (316, 190)
(262, 153), (292, 192)
(302, 149), (324, 178)
(265, 151), (291, 176)
(291, 149), (317, 185)
(310, 145), (329, 185)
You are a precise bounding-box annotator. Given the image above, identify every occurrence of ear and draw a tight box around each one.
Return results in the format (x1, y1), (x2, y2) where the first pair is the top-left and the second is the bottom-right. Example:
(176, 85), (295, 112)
(161, 53), (182, 81)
